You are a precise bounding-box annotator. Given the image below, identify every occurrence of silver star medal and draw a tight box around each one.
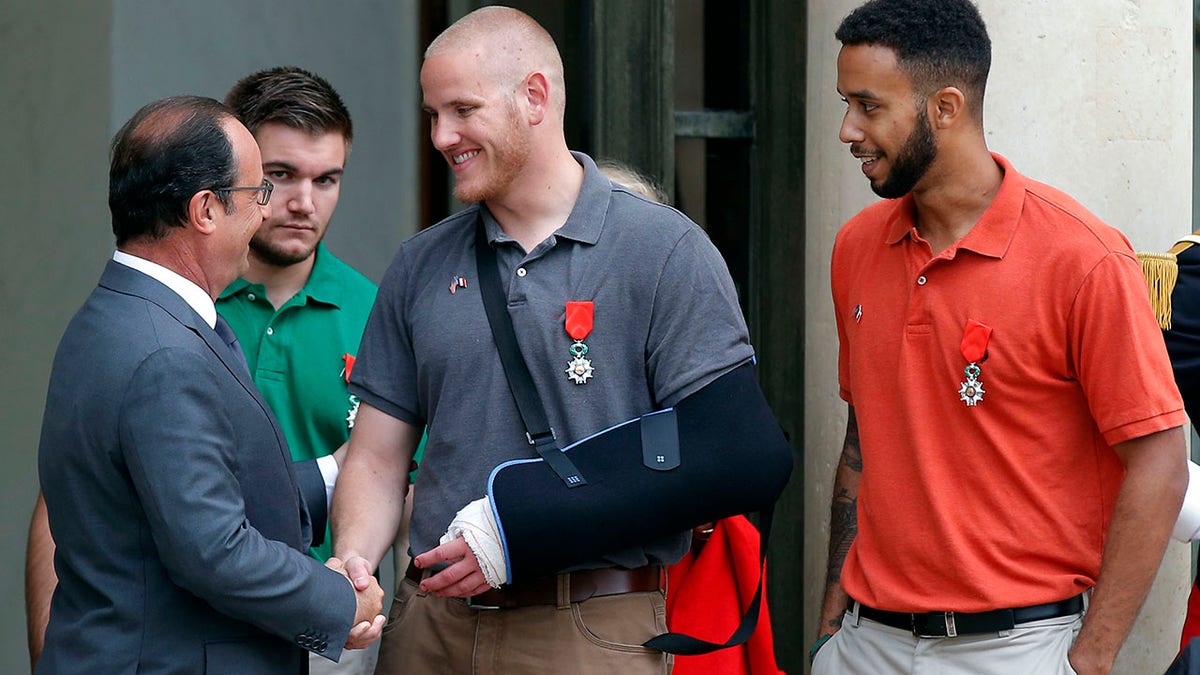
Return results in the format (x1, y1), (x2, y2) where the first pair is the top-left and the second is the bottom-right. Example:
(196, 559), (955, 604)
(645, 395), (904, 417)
(565, 340), (594, 384)
(958, 363), (985, 406)
(346, 394), (361, 429)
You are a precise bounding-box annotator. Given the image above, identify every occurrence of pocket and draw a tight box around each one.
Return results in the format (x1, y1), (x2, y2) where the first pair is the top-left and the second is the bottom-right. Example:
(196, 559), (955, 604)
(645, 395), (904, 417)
(572, 591), (665, 653)
(810, 630), (839, 674)
(380, 577), (420, 637)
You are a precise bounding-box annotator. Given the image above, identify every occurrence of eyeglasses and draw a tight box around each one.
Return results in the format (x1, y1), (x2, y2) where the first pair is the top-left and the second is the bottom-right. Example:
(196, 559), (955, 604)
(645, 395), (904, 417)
(215, 179), (273, 206)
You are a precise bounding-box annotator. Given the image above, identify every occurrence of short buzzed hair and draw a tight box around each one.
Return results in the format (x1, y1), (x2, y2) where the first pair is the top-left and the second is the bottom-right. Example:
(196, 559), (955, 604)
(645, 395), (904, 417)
(426, 6), (567, 117)
(225, 66), (353, 147)
(836, 0), (991, 115)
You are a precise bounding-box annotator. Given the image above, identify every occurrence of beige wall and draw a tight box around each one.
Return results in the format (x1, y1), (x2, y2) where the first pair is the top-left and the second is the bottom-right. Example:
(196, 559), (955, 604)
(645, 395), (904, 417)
(804, 2), (1193, 673)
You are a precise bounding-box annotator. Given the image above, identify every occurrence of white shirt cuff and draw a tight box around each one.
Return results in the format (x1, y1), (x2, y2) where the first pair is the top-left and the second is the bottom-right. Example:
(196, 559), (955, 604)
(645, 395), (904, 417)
(316, 454), (340, 511)
(1172, 459), (1200, 541)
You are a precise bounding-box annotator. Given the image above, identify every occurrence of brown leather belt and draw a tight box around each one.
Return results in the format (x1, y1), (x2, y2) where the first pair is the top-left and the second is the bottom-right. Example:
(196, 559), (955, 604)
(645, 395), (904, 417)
(405, 563), (664, 609)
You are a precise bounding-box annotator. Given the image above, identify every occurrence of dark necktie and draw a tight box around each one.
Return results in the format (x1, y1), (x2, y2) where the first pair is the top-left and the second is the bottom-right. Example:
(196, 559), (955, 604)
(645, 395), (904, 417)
(214, 316), (250, 374)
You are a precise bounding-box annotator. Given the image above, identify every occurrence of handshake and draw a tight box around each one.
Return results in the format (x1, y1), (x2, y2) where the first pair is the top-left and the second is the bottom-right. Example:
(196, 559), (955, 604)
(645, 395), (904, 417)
(325, 556), (387, 650)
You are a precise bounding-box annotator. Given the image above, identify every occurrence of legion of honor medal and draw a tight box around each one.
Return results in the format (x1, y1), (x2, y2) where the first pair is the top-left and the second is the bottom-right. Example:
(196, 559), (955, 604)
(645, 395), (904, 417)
(564, 301), (595, 384)
(342, 353), (361, 429)
(957, 319), (992, 407)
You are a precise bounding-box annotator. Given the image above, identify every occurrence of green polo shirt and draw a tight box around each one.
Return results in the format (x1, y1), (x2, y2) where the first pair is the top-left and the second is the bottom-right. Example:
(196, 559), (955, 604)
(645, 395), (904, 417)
(218, 243), (424, 561)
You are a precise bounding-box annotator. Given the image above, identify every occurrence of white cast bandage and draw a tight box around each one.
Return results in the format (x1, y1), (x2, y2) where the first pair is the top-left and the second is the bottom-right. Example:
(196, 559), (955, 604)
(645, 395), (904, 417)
(440, 497), (508, 588)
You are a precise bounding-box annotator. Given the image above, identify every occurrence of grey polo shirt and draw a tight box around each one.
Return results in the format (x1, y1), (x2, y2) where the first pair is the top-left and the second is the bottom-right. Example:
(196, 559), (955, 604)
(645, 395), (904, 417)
(351, 151), (754, 569)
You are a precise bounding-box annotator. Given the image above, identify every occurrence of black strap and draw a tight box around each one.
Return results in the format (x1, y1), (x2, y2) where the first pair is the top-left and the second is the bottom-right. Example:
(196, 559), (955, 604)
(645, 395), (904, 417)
(642, 505), (774, 655)
(474, 220), (586, 488)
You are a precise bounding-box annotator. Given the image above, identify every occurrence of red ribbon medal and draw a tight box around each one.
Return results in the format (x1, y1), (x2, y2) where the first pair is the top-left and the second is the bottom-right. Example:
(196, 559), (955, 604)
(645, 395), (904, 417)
(957, 320), (991, 407)
(564, 301), (595, 384)
(341, 353), (361, 428)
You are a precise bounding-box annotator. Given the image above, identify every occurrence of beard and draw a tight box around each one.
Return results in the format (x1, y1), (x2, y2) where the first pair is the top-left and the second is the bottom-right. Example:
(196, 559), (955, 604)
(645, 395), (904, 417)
(872, 106), (938, 199)
(452, 103), (532, 204)
(249, 227), (321, 267)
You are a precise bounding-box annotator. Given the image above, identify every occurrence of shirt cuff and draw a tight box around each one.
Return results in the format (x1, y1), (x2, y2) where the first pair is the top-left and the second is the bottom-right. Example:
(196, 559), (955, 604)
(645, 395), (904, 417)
(1173, 459), (1200, 541)
(316, 454), (340, 511)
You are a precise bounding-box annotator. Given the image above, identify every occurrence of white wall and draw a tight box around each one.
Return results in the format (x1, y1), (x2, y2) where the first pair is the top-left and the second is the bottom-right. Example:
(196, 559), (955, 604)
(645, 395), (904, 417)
(804, 2), (1192, 673)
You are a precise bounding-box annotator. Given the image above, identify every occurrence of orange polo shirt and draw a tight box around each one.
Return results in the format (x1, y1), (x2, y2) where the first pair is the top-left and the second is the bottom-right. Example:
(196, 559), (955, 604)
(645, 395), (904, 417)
(831, 153), (1184, 612)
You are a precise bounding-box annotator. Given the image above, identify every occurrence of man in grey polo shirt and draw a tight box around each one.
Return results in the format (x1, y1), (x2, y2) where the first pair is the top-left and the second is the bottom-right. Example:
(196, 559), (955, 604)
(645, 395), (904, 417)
(331, 7), (774, 673)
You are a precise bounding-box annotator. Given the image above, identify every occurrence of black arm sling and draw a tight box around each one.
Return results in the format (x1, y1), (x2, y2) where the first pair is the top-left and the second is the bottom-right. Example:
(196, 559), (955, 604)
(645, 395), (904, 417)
(474, 219), (775, 655)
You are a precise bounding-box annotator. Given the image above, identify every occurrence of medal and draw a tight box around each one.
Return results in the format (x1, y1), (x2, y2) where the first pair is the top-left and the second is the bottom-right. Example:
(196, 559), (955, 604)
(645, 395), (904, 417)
(342, 353), (361, 428)
(564, 301), (594, 384)
(957, 320), (992, 407)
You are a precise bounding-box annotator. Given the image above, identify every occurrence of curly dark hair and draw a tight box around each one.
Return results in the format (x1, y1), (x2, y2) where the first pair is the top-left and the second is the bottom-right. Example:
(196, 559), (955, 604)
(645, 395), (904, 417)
(836, 0), (991, 113)
(225, 66), (353, 147)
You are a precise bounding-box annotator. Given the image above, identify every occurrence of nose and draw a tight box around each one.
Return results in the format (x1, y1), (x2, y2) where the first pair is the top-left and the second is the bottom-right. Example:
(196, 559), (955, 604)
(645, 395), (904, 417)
(430, 117), (460, 152)
(839, 110), (863, 145)
(258, 200), (271, 222)
(288, 181), (315, 216)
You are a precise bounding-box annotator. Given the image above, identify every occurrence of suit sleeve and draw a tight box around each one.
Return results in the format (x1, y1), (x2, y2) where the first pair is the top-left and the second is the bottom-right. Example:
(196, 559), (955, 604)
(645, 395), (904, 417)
(120, 347), (355, 660)
(293, 459), (328, 548)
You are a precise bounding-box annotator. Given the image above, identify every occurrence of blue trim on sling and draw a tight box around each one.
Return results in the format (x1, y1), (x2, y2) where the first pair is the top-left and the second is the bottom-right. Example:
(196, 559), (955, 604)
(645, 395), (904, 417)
(485, 412), (669, 583)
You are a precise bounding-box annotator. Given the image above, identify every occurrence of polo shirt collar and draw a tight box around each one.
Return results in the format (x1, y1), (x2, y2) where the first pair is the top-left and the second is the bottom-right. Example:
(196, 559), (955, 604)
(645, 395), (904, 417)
(884, 152), (1025, 260)
(480, 151), (609, 247)
(217, 242), (343, 308)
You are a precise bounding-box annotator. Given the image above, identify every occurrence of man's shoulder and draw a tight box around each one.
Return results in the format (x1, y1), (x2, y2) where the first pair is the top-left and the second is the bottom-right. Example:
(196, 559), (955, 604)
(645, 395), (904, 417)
(1019, 178), (1134, 257)
(601, 188), (710, 259)
(413, 206), (481, 242)
(314, 246), (378, 293)
(835, 198), (904, 249)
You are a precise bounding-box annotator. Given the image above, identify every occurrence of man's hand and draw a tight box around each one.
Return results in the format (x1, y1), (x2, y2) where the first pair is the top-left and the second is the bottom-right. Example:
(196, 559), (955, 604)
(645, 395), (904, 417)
(325, 556), (385, 649)
(412, 536), (493, 598)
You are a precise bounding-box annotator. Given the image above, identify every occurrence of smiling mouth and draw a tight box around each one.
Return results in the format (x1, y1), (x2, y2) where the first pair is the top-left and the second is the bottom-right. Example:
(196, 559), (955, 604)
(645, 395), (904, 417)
(453, 150), (480, 164)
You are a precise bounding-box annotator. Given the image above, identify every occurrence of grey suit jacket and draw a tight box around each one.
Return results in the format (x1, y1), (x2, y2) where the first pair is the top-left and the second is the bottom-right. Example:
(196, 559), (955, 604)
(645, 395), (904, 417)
(37, 261), (355, 674)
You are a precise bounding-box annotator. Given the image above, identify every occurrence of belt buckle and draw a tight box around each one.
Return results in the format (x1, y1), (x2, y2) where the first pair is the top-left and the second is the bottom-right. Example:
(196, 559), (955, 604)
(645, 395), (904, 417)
(912, 611), (957, 638)
(465, 596), (502, 611)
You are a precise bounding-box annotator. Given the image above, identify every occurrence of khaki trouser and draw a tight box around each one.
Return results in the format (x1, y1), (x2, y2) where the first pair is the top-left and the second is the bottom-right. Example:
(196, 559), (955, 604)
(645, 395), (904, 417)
(812, 602), (1083, 675)
(374, 575), (671, 675)
(309, 644), (377, 675)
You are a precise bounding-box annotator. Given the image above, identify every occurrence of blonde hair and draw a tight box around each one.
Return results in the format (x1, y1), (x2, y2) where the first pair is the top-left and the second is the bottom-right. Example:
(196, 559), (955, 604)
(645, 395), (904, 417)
(426, 6), (567, 118)
(596, 159), (669, 204)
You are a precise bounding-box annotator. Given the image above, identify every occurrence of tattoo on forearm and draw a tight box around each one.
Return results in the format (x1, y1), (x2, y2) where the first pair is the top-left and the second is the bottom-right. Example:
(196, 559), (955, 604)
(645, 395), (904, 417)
(827, 488), (857, 583)
(827, 410), (861, 584)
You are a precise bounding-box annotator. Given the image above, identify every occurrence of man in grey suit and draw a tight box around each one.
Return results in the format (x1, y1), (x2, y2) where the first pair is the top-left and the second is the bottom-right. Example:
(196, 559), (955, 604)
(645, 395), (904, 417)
(35, 95), (384, 674)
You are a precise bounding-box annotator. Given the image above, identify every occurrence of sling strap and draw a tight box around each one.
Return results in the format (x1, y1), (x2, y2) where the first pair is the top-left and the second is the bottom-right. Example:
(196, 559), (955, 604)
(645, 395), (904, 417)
(474, 220), (586, 488)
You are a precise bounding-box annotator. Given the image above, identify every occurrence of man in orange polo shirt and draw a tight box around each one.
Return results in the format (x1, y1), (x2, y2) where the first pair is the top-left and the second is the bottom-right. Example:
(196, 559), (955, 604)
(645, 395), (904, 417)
(812, 1), (1187, 673)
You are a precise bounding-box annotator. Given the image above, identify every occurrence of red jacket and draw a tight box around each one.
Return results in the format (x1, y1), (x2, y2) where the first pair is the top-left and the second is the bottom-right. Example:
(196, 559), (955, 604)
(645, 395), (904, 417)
(666, 515), (784, 675)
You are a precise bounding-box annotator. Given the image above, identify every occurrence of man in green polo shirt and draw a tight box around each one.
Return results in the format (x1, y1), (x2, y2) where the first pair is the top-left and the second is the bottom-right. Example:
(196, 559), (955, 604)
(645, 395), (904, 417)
(219, 67), (420, 675)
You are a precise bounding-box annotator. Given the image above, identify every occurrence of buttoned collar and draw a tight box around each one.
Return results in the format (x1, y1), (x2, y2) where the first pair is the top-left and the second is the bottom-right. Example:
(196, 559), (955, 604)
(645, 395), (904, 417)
(884, 152), (1025, 260)
(481, 151), (609, 247)
(219, 242), (344, 308)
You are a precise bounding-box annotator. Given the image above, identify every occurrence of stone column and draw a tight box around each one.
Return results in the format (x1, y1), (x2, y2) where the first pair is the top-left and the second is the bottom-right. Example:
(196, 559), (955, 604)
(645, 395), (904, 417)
(804, 2), (1192, 672)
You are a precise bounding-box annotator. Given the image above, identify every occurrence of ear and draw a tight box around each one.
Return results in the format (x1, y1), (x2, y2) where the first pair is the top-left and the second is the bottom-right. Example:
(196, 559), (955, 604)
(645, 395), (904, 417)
(928, 86), (967, 129)
(522, 71), (550, 126)
(188, 190), (219, 235)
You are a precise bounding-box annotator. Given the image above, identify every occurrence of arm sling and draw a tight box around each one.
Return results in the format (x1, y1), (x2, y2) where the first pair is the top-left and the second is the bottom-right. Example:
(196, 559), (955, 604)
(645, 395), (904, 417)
(474, 219), (793, 655)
